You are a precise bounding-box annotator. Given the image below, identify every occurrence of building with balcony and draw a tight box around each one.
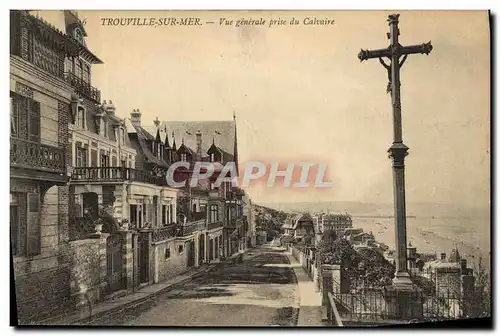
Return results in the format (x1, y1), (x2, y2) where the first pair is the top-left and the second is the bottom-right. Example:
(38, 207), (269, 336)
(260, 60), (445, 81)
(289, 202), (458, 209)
(9, 10), (100, 323)
(315, 212), (353, 234)
(282, 213), (315, 247)
(134, 115), (247, 263)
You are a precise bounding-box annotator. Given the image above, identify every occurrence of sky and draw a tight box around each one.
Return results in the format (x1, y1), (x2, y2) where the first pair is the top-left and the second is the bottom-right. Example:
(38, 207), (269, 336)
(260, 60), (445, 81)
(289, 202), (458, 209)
(38, 10), (490, 208)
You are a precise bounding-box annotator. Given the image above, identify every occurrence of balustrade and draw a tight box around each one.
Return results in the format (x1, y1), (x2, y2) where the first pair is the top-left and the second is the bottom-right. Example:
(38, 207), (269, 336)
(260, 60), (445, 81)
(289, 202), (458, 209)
(151, 224), (177, 243)
(71, 167), (168, 187)
(10, 137), (66, 174)
(64, 72), (101, 104)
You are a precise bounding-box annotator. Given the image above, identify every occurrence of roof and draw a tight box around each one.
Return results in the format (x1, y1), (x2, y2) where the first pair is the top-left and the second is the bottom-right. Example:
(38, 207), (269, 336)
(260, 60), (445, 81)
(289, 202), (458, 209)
(127, 123), (169, 168)
(425, 260), (461, 270)
(142, 120), (236, 157)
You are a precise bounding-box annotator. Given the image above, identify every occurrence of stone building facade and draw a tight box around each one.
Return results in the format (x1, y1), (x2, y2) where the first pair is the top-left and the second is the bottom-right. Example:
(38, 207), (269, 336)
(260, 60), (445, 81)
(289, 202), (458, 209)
(10, 10), (82, 323)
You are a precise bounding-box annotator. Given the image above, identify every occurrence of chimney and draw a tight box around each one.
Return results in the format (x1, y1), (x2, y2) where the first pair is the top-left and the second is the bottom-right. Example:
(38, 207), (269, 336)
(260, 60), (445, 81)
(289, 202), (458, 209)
(440, 253), (446, 261)
(130, 109), (141, 127)
(103, 100), (116, 116)
(196, 130), (202, 157)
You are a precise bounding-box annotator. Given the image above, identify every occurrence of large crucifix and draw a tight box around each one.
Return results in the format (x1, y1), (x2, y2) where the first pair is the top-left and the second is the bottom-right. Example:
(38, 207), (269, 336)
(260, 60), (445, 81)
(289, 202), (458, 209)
(358, 14), (432, 287)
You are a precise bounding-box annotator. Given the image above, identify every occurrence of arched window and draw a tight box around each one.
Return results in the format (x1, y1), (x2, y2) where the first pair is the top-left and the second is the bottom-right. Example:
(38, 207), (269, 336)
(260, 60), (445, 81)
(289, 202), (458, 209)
(210, 204), (219, 223)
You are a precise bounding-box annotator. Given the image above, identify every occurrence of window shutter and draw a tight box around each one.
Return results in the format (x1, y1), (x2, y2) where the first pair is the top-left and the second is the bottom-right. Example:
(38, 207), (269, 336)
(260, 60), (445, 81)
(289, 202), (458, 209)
(28, 100), (40, 142)
(26, 193), (41, 256)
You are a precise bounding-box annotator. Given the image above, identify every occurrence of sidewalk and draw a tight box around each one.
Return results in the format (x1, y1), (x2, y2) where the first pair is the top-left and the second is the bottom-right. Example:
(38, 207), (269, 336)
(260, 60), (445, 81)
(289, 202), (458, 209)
(39, 262), (218, 325)
(284, 251), (326, 327)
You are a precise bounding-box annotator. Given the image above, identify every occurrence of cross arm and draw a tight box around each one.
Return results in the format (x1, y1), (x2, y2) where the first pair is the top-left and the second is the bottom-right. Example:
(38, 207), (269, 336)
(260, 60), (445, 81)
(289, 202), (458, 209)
(358, 47), (391, 62)
(400, 41), (433, 56)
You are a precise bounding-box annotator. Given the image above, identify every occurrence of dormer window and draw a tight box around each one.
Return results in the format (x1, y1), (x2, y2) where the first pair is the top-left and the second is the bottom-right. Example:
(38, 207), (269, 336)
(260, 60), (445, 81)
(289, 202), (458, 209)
(77, 106), (86, 129)
(101, 119), (107, 137)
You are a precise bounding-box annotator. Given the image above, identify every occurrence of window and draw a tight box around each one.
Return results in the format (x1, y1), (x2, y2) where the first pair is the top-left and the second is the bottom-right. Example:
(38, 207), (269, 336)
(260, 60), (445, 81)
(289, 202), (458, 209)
(75, 59), (83, 79)
(210, 153), (215, 162)
(10, 96), (18, 136)
(181, 153), (187, 162)
(77, 107), (85, 129)
(76, 147), (88, 167)
(130, 204), (137, 227)
(101, 120), (108, 137)
(165, 246), (171, 259)
(10, 93), (40, 142)
(162, 205), (167, 225)
(10, 193), (19, 256)
(121, 129), (125, 144)
(210, 204), (219, 223)
(83, 64), (90, 83)
(121, 160), (126, 167)
(100, 151), (110, 167)
(11, 192), (40, 257)
(178, 245), (184, 254)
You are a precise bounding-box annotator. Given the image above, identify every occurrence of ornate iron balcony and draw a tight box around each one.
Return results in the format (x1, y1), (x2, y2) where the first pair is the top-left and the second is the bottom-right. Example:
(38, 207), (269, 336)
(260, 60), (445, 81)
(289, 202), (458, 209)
(71, 167), (168, 186)
(151, 224), (177, 243)
(207, 220), (223, 230)
(64, 72), (101, 104)
(10, 137), (66, 174)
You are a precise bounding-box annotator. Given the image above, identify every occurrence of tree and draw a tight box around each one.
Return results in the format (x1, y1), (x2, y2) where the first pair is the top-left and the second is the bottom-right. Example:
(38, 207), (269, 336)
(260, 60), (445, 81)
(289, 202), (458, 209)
(318, 238), (360, 269)
(467, 256), (491, 318)
(357, 248), (395, 287)
(322, 229), (337, 243)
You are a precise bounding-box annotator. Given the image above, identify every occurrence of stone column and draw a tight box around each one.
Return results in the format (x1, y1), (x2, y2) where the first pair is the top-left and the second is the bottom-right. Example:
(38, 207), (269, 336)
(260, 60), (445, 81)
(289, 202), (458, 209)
(172, 202), (177, 222)
(194, 232), (200, 267)
(144, 196), (152, 226)
(119, 230), (134, 291)
(98, 233), (110, 298)
(146, 230), (155, 286)
(153, 245), (159, 283)
(122, 185), (129, 221)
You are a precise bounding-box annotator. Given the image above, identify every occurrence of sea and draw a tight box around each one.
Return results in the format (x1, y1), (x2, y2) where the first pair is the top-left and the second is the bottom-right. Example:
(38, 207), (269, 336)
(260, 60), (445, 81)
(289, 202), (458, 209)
(353, 216), (490, 270)
(261, 201), (491, 271)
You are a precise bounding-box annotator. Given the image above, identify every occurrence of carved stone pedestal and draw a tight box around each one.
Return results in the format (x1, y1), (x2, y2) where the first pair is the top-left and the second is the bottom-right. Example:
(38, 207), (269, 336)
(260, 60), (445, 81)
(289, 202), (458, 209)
(383, 283), (424, 321)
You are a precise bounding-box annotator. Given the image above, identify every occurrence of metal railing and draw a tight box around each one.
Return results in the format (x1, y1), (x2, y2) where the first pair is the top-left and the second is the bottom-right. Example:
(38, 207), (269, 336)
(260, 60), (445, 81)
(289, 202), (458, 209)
(64, 72), (101, 104)
(207, 220), (223, 230)
(179, 219), (206, 236)
(151, 224), (177, 243)
(10, 137), (66, 174)
(71, 167), (168, 186)
(326, 292), (344, 326)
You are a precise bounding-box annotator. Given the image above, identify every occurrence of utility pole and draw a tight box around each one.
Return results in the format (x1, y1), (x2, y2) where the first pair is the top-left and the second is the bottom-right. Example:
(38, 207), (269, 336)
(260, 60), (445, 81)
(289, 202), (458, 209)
(358, 13), (432, 287)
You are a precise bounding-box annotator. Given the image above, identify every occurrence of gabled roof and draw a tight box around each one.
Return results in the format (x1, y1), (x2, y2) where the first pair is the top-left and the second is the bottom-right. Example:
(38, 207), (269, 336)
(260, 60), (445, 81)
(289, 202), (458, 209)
(126, 121), (168, 168)
(159, 121), (236, 157)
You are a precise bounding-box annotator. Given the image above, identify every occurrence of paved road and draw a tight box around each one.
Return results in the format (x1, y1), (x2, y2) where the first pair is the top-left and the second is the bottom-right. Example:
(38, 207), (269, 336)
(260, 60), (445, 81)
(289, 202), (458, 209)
(120, 247), (299, 326)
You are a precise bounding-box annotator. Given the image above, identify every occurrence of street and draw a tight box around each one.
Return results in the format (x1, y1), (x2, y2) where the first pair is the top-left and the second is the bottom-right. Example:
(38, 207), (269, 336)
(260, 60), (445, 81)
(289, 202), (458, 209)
(118, 247), (299, 326)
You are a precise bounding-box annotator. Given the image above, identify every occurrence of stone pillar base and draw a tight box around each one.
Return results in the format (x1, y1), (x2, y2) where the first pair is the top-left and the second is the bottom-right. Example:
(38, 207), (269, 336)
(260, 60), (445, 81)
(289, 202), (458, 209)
(383, 284), (424, 320)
